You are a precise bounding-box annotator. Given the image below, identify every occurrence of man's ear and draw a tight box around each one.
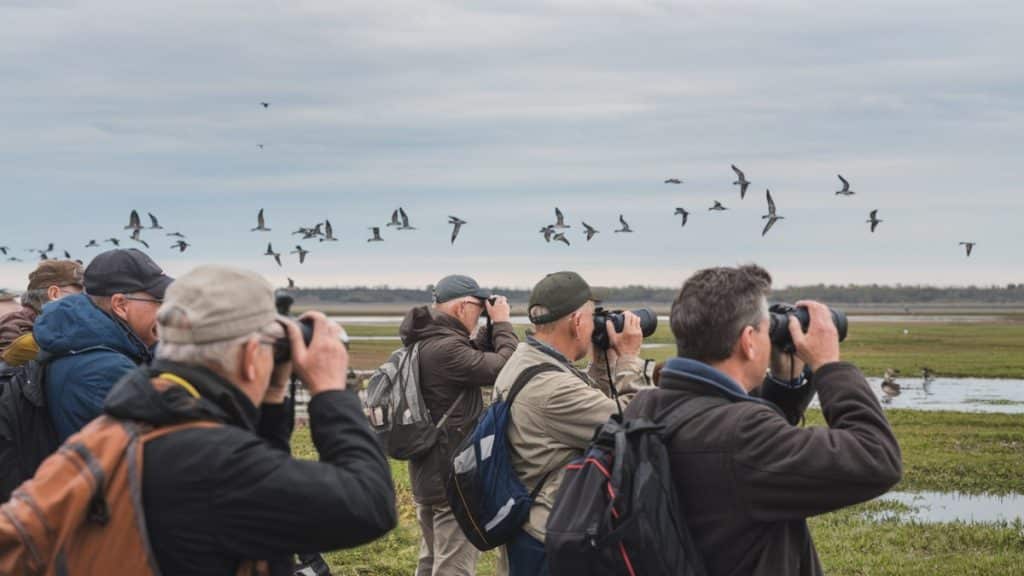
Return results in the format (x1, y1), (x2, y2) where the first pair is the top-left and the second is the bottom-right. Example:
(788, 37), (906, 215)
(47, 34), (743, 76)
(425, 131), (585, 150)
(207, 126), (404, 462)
(109, 294), (129, 321)
(737, 326), (756, 361)
(240, 338), (260, 384)
(46, 285), (61, 301)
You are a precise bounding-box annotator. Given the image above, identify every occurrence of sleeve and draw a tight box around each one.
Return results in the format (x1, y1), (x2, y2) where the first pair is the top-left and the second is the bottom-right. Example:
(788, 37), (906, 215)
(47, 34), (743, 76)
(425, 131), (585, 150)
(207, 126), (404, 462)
(731, 362), (903, 521)
(587, 352), (649, 399)
(443, 323), (519, 389)
(212, 390), (397, 556)
(67, 352), (138, 433)
(541, 372), (622, 450)
(257, 399), (293, 454)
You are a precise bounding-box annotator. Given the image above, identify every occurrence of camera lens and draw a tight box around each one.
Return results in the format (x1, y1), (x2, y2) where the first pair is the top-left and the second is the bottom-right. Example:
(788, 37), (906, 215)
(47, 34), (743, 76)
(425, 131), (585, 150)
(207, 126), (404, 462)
(768, 303), (847, 351)
(591, 307), (658, 349)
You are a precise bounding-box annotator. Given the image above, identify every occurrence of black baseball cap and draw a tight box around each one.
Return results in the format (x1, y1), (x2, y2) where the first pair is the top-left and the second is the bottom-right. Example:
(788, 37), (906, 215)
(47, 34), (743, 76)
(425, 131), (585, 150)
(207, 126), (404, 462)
(433, 274), (491, 304)
(528, 271), (602, 324)
(84, 249), (174, 299)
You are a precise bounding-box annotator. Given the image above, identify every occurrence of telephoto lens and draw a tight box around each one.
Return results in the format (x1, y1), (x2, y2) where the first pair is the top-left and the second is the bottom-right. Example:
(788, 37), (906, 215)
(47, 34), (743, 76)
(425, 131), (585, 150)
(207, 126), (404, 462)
(767, 303), (848, 352)
(591, 307), (658, 350)
(272, 317), (349, 364)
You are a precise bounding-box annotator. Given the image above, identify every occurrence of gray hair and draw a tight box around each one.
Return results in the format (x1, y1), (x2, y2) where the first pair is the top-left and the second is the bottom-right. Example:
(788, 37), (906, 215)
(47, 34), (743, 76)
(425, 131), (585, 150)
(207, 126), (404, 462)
(20, 288), (49, 313)
(530, 302), (593, 334)
(157, 320), (282, 376)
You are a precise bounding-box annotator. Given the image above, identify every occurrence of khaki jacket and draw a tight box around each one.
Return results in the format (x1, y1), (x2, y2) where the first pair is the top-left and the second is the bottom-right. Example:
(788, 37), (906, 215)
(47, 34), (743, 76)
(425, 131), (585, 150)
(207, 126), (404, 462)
(492, 339), (651, 542)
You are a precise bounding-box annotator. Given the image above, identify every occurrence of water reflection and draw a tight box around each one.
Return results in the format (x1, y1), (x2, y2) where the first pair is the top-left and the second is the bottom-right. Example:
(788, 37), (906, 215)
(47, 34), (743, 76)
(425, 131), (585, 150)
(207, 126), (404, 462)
(871, 491), (1024, 524)
(811, 377), (1024, 413)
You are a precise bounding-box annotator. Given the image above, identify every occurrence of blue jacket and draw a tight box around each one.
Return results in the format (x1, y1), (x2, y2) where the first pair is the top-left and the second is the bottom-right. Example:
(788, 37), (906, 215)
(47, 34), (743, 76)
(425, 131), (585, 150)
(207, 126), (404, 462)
(34, 293), (153, 441)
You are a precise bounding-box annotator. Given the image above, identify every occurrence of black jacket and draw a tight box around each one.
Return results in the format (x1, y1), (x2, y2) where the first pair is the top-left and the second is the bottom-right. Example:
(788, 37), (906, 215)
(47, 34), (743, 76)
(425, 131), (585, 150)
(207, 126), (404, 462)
(625, 358), (902, 576)
(103, 359), (397, 576)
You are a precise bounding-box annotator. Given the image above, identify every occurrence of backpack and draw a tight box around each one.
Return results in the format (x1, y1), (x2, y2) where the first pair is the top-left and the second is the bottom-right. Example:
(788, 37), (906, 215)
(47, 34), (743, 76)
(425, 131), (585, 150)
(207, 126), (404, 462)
(545, 396), (718, 576)
(0, 360), (59, 501)
(446, 363), (560, 551)
(0, 415), (271, 576)
(363, 344), (465, 460)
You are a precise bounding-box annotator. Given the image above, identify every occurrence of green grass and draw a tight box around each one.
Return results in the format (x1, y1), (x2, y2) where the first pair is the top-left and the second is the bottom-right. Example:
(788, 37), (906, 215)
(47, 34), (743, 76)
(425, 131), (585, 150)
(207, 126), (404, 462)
(291, 406), (1024, 575)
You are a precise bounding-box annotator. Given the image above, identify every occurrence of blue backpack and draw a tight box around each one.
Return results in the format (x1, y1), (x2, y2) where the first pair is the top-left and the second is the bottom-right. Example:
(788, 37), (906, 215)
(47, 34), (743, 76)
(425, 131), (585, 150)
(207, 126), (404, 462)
(446, 363), (560, 550)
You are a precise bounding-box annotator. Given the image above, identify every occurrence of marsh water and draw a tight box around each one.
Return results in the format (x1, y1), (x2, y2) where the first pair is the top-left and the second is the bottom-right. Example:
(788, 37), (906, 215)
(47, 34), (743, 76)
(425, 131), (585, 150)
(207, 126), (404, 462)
(871, 491), (1024, 524)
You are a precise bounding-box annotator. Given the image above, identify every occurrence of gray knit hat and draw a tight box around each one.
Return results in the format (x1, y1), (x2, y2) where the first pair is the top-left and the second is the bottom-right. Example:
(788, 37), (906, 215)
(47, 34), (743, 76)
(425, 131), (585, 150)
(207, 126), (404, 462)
(156, 265), (278, 345)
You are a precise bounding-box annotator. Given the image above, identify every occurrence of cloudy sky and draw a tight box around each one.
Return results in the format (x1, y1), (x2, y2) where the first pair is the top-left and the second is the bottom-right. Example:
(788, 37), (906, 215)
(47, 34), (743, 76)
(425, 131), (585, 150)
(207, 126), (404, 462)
(1, 0), (1021, 291)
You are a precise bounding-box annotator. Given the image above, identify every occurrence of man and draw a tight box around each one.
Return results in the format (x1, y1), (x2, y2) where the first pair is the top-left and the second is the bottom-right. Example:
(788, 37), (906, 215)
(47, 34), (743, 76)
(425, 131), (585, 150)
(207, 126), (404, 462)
(0, 290), (20, 318)
(34, 249), (171, 441)
(400, 274), (519, 576)
(0, 260), (84, 367)
(626, 265), (902, 575)
(492, 271), (649, 575)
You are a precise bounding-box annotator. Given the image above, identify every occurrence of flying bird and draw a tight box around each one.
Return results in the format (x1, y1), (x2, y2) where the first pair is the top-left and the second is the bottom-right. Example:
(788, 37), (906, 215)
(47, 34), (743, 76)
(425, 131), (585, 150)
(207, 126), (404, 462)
(85, 240), (99, 248)
(553, 208), (571, 229)
(130, 229), (149, 249)
(290, 245), (310, 263)
(105, 238), (120, 246)
(320, 220), (339, 242)
(125, 210), (143, 231)
(709, 201), (728, 211)
(553, 232), (571, 246)
(148, 212), (163, 229)
(614, 214), (633, 233)
(63, 250), (72, 259)
(252, 209), (271, 232)
(7, 257), (23, 262)
(0, 246), (7, 255)
(674, 208), (690, 227)
(867, 209), (882, 233)
(835, 174), (855, 196)
(731, 164), (750, 199)
(367, 227), (384, 243)
(582, 222), (598, 241)
(257, 144), (264, 150)
(170, 240), (190, 253)
(166, 232), (186, 238)
(959, 242), (976, 257)
(387, 210), (401, 227)
(539, 225), (556, 243)
(264, 243), (282, 267)
(761, 189), (784, 237)
(398, 208), (416, 230)
(260, 102), (270, 109)
(448, 216), (467, 245)
(664, 178), (683, 184)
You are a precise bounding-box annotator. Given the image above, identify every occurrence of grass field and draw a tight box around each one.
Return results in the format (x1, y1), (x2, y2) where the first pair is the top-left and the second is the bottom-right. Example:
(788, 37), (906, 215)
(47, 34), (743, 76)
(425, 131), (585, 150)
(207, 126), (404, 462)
(291, 407), (1024, 575)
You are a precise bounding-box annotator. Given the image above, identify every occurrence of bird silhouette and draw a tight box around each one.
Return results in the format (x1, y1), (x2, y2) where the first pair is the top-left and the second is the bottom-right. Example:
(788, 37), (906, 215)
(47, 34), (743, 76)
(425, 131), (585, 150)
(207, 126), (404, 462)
(881, 369), (901, 397)
(674, 208), (690, 227)
(0, 246), (7, 255)
(582, 222), (599, 241)
(320, 220), (339, 242)
(130, 229), (149, 249)
(554, 208), (571, 229)
(664, 178), (683, 184)
(166, 232), (186, 238)
(170, 240), (190, 253)
(959, 241), (976, 257)
(386, 210), (401, 227)
(731, 164), (750, 199)
(291, 245), (310, 263)
(63, 250), (72, 259)
(125, 210), (143, 231)
(367, 227), (384, 243)
(7, 256), (23, 262)
(148, 213), (163, 229)
(287, 277), (296, 289)
(85, 240), (99, 248)
(761, 190), (784, 237)
(252, 209), (271, 232)
(709, 201), (727, 211)
(835, 174), (855, 196)
(38, 253), (48, 261)
(553, 232), (571, 246)
(398, 208), (416, 230)
(540, 225), (556, 243)
(105, 238), (120, 246)
(265, 243), (282, 267)
(448, 216), (467, 245)
(260, 102), (270, 109)
(614, 215), (633, 233)
(867, 209), (882, 233)
(257, 144), (264, 150)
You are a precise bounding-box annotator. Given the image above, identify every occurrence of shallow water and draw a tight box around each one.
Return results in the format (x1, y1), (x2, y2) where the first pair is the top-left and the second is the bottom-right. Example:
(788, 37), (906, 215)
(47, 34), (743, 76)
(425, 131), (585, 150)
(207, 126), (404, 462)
(871, 491), (1024, 524)
(332, 314), (1009, 325)
(809, 377), (1024, 414)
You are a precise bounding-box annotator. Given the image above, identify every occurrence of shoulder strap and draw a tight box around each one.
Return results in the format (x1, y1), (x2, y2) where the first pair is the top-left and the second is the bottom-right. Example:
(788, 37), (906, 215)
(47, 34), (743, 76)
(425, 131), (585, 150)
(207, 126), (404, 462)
(505, 363), (561, 407)
(435, 389), (467, 429)
(139, 420), (222, 444)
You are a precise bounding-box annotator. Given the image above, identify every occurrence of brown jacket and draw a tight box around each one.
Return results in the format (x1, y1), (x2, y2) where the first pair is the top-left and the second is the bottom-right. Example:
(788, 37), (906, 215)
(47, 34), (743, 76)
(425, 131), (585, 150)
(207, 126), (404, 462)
(0, 306), (37, 355)
(493, 338), (652, 543)
(625, 359), (902, 576)
(399, 306), (520, 505)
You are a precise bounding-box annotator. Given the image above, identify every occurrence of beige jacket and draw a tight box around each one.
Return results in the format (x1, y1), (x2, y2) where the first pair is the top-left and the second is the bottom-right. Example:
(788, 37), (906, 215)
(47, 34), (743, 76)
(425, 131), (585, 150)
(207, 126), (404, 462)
(492, 339), (650, 543)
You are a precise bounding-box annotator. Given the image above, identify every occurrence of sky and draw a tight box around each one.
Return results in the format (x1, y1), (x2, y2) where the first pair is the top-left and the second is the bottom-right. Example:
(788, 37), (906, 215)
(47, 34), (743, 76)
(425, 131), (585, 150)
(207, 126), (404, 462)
(1, 0), (1022, 291)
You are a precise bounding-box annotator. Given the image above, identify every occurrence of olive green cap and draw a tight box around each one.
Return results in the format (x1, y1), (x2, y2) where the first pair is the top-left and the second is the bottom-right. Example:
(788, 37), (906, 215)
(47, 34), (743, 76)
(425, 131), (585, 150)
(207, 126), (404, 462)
(527, 271), (601, 324)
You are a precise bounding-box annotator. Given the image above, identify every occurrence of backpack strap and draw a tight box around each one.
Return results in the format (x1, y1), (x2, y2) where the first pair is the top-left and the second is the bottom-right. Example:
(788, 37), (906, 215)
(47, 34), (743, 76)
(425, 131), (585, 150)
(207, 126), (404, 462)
(505, 362), (561, 406)
(435, 389), (467, 430)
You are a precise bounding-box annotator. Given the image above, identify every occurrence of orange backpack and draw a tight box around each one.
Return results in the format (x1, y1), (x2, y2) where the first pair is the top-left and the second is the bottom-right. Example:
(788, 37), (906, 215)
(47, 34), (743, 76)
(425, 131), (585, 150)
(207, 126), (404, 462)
(0, 415), (268, 576)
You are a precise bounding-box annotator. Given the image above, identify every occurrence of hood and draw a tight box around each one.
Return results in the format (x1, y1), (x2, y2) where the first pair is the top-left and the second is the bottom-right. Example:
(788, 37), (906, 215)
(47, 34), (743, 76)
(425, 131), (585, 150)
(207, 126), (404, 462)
(399, 305), (468, 346)
(104, 358), (261, 431)
(33, 293), (151, 362)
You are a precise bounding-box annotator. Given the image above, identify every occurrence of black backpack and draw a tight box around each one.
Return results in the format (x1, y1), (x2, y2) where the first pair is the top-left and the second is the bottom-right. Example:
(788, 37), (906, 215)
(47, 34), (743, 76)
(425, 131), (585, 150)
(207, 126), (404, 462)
(545, 396), (717, 576)
(0, 359), (59, 501)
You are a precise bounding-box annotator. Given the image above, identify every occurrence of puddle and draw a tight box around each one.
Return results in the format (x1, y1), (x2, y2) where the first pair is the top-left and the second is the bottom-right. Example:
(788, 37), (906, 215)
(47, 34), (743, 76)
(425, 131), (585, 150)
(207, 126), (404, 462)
(808, 377), (1024, 414)
(870, 491), (1024, 524)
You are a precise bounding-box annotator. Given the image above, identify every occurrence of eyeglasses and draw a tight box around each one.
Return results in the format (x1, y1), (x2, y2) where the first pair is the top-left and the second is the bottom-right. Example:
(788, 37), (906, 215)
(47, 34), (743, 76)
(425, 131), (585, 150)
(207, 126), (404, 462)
(123, 296), (163, 305)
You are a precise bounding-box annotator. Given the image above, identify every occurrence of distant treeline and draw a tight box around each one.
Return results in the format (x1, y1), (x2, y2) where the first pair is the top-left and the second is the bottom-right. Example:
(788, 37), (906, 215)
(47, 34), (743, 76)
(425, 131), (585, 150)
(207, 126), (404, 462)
(291, 283), (1024, 306)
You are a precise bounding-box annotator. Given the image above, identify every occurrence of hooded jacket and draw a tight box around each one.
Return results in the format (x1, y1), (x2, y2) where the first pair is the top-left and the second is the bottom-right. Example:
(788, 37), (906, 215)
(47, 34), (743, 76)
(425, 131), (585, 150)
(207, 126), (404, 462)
(399, 305), (519, 505)
(33, 293), (153, 441)
(103, 358), (397, 575)
(0, 306), (37, 356)
(625, 358), (902, 576)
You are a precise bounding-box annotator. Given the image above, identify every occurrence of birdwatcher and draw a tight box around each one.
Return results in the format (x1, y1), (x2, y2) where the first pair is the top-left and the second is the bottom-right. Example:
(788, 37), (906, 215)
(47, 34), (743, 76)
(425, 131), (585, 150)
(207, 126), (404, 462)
(0, 265), (397, 575)
(400, 274), (520, 576)
(0, 289), (21, 318)
(0, 259), (84, 367)
(625, 264), (902, 575)
(493, 271), (653, 576)
(34, 249), (173, 441)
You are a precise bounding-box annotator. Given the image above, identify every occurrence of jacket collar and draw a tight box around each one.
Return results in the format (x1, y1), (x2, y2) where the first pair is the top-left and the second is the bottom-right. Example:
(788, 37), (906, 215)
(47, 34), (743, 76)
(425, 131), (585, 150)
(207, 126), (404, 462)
(526, 334), (572, 366)
(150, 359), (261, 431)
(660, 357), (783, 415)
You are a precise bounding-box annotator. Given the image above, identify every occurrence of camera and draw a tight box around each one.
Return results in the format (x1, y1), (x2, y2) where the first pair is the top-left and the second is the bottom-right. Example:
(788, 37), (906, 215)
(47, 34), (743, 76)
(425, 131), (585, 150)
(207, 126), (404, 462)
(272, 293), (349, 364)
(479, 296), (498, 318)
(591, 307), (658, 350)
(768, 303), (848, 352)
